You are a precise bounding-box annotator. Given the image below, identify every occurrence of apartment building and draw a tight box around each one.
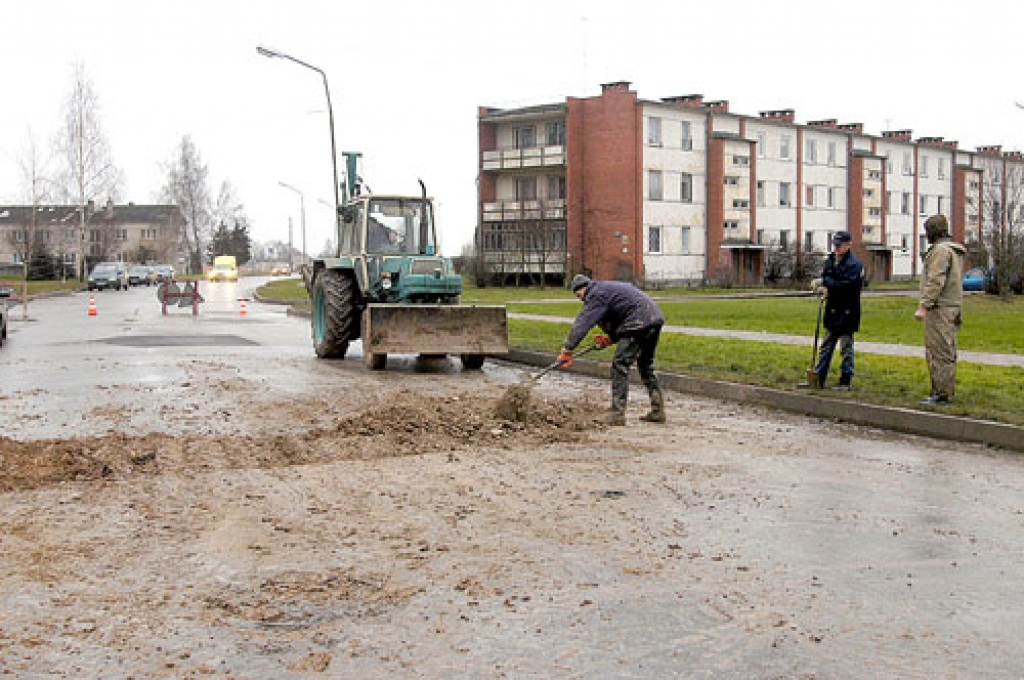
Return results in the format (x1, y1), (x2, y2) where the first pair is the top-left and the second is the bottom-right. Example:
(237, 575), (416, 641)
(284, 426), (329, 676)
(0, 201), (183, 272)
(477, 81), (1009, 286)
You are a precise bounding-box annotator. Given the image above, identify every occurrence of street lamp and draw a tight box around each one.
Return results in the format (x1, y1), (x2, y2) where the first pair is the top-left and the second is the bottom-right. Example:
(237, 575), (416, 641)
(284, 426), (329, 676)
(256, 45), (340, 215)
(278, 181), (306, 264)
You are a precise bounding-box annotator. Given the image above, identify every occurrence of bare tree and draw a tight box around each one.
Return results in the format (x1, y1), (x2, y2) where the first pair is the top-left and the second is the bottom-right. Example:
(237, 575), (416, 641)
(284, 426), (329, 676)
(981, 163), (1024, 297)
(12, 130), (52, 314)
(160, 135), (212, 274)
(53, 62), (123, 279)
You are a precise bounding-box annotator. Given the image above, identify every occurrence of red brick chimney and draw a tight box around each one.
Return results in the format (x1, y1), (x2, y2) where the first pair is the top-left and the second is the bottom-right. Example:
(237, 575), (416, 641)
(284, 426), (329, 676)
(600, 81), (632, 93)
(881, 130), (913, 141)
(758, 109), (795, 123)
(917, 136), (945, 147)
(1004, 151), (1024, 160)
(838, 123), (864, 133)
(942, 140), (959, 150)
(977, 145), (1002, 156)
(705, 100), (729, 113)
(808, 119), (838, 128)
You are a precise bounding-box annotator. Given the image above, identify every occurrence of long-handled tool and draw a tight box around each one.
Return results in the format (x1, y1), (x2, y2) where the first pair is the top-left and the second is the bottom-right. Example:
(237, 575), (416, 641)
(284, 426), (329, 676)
(531, 343), (601, 381)
(805, 296), (825, 389)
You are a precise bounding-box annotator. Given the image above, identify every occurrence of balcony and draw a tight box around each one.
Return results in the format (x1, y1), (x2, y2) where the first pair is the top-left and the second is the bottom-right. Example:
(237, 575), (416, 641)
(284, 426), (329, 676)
(483, 199), (566, 222)
(482, 145), (566, 170)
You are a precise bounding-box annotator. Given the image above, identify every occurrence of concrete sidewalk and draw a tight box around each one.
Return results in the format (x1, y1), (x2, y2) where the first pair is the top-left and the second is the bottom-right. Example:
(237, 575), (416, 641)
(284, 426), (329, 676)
(509, 312), (1024, 368)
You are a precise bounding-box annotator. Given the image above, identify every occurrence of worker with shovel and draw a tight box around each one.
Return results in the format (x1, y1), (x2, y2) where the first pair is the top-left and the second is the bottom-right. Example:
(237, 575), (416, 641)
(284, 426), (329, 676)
(558, 274), (666, 426)
(808, 231), (864, 390)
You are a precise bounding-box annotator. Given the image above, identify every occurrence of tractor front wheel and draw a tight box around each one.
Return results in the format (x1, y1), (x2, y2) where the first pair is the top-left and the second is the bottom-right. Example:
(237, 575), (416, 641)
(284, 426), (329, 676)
(460, 354), (485, 370)
(312, 269), (359, 359)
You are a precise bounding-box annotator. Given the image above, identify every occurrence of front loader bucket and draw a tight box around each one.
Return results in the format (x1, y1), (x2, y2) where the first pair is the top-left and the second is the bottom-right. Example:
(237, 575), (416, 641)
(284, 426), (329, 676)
(362, 304), (509, 356)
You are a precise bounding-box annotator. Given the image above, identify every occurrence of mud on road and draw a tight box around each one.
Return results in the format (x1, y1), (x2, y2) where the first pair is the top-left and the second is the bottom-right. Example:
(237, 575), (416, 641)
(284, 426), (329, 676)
(3, 360), (1024, 678)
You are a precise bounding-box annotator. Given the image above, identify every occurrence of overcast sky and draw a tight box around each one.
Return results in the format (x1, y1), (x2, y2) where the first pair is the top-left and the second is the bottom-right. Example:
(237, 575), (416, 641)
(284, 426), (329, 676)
(2, 0), (1022, 257)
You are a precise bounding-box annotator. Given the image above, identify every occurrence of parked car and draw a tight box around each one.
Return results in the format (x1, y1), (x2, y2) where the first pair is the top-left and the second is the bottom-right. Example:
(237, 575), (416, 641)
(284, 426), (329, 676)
(128, 265), (155, 286)
(88, 262), (129, 291)
(962, 266), (990, 292)
(0, 285), (12, 348)
(270, 264), (291, 276)
(152, 265), (175, 282)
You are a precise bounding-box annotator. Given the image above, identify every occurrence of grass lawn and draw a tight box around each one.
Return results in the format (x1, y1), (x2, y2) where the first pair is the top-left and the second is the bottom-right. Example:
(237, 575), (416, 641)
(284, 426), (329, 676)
(0, 280), (84, 296)
(510, 294), (1024, 355)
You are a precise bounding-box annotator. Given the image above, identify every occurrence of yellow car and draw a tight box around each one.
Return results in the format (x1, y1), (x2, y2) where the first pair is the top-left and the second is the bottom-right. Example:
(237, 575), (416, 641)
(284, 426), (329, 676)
(207, 255), (238, 283)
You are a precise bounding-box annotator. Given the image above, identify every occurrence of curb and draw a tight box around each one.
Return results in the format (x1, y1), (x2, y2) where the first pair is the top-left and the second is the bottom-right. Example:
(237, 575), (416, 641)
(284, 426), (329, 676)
(505, 349), (1024, 454)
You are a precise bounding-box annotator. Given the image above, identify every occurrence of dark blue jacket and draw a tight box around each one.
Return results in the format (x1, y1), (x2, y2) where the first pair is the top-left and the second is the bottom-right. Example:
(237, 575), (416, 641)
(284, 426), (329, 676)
(564, 280), (664, 350)
(821, 250), (864, 334)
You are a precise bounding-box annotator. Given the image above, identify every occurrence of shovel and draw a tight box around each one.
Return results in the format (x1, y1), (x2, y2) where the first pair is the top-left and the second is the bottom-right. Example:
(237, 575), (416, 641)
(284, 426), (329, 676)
(805, 296), (824, 389)
(531, 343), (602, 381)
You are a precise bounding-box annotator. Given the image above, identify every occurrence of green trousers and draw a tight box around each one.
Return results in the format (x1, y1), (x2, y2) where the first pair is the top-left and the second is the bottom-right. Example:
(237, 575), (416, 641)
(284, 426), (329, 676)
(924, 306), (962, 399)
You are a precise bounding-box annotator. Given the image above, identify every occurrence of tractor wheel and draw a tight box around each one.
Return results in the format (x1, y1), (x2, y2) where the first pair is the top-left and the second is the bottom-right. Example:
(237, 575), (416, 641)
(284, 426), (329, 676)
(312, 269), (359, 359)
(460, 354), (485, 370)
(364, 351), (387, 370)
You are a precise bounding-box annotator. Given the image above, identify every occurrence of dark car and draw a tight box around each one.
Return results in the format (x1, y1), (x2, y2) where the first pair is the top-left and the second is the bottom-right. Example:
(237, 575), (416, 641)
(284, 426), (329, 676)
(88, 262), (129, 291)
(0, 285), (13, 348)
(962, 266), (989, 292)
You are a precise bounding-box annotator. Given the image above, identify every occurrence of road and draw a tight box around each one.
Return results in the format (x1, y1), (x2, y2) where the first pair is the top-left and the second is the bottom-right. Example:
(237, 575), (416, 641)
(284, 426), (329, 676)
(2, 281), (1024, 678)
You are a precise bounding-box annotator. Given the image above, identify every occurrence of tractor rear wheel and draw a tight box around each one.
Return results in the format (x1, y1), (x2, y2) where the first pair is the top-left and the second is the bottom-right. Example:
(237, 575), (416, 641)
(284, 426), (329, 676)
(364, 351), (386, 370)
(312, 269), (359, 359)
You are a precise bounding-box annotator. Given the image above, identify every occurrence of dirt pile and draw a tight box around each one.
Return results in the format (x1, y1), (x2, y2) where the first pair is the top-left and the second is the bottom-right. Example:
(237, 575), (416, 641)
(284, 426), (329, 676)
(0, 390), (605, 493)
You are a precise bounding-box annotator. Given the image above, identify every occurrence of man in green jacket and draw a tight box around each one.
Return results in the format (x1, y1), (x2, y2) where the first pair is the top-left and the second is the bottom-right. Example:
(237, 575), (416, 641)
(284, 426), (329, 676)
(914, 214), (966, 405)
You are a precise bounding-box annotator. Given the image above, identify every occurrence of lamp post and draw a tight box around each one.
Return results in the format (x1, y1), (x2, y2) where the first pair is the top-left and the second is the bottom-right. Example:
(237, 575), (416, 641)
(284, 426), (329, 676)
(256, 45), (340, 216)
(278, 181), (306, 265)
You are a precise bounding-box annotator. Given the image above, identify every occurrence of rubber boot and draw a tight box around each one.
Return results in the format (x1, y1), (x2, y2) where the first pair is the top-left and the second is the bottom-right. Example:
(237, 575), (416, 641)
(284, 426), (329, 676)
(640, 390), (666, 423)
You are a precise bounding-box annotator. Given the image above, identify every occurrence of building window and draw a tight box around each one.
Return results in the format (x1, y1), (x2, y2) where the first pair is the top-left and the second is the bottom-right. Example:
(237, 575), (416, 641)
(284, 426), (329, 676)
(863, 188), (874, 198)
(680, 173), (693, 203)
(681, 121), (692, 150)
(805, 231), (814, 251)
(546, 121), (565, 146)
(757, 131), (767, 158)
(514, 126), (536, 149)
(919, 195), (928, 215)
(827, 187), (836, 209)
(920, 156), (929, 178)
(547, 175), (566, 200)
(886, 154), (893, 174)
(779, 182), (791, 207)
(868, 170), (881, 180)
(779, 230), (790, 249)
(516, 176), (536, 200)
(903, 151), (913, 175)
(89, 229), (101, 243)
(938, 158), (947, 180)
(828, 141), (837, 167)
(869, 207), (882, 217)
(647, 117), (662, 146)
(733, 198), (750, 209)
(780, 135), (791, 160)
(115, 229), (128, 241)
(806, 139), (817, 164)
(647, 170), (663, 200)
(757, 180), (765, 207)
(937, 196), (945, 215)
(681, 226), (691, 254)
(733, 155), (749, 166)
(647, 225), (662, 253)
(806, 186), (815, 207)
(142, 228), (158, 240)
(724, 220), (740, 231)
(902, 192), (911, 215)
(724, 176), (739, 186)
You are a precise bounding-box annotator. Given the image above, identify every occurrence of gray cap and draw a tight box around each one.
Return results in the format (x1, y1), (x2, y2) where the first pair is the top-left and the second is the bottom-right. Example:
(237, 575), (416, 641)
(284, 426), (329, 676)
(571, 274), (591, 292)
(832, 231), (852, 245)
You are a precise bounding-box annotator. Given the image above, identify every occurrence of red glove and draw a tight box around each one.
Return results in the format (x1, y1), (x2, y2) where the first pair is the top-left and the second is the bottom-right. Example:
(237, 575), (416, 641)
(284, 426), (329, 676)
(594, 334), (611, 349)
(557, 350), (574, 368)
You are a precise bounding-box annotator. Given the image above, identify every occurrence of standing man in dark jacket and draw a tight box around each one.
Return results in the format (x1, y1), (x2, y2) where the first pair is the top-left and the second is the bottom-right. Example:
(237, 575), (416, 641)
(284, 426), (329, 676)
(558, 274), (666, 426)
(811, 231), (864, 390)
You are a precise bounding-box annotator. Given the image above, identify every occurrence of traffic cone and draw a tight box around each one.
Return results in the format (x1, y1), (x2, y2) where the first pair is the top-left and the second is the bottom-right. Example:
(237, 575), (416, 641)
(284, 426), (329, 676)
(239, 299), (247, 317)
(87, 295), (98, 317)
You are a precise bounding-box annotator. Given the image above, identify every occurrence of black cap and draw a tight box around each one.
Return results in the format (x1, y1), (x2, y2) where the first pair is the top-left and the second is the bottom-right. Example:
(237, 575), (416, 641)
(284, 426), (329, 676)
(832, 231), (852, 245)
(571, 274), (591, 292)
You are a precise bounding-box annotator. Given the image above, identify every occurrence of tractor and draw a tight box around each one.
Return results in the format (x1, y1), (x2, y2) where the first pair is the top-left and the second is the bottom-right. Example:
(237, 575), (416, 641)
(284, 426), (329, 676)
(302, 160), (508, 370)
